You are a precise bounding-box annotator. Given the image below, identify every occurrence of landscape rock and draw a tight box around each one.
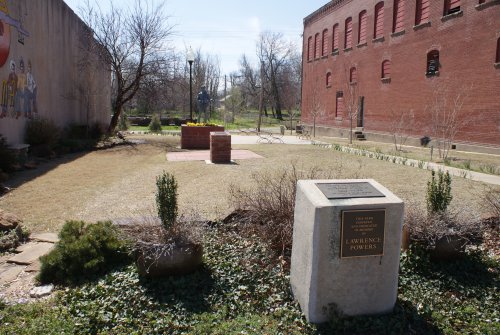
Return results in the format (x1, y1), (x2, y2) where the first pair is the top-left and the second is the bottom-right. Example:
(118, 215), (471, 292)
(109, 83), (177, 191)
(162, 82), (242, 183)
(0, 209), (22, 231)
(29, 284), (54, 298)
(7, 242), (54, 265)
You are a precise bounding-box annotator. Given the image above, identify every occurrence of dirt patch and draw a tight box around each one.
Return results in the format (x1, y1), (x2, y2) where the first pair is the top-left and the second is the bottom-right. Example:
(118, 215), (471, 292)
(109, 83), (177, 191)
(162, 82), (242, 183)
(0, 134), (497, 234)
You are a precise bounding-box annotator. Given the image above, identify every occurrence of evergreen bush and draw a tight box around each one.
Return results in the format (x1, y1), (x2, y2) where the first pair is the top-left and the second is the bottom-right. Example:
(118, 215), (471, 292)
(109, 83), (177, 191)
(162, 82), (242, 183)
(426, 170), (452, 214)
(0, 135), (16, 172)
(118, 113), (130, 131)
(156, 171), (178, 230)
(149, 114), (162, 133)
(38, 220), (130, 285)
(24, 118), (60, 147)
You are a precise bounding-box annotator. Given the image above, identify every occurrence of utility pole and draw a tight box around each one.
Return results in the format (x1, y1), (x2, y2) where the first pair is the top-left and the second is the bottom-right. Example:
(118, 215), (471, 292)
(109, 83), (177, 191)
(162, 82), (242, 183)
(257, 61), (264, 132)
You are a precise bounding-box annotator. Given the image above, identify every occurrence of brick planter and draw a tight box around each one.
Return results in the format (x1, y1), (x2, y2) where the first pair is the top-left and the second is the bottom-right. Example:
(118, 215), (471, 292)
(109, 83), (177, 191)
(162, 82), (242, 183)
(210, 131), (231, 163)
(181, 125), (224, 149)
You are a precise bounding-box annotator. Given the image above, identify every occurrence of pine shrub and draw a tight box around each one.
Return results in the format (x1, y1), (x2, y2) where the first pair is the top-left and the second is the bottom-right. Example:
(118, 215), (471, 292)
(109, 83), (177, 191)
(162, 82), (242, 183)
(148, 114), (162, 133)
(38, 220), (130, 285)
(426, 170), (452, 214)
(156, 171), (178, 230)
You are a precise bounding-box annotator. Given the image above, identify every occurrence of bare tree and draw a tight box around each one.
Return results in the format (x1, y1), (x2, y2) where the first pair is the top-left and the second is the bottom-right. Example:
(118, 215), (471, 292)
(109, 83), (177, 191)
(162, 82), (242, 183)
(224, 87), (244, 124)
(257, 31), (296, 120)
(79, 0), (174, 134)
(427, 83), (474, 159)
(341, 63), (361, 144)
(390, 109), (416, 152)
(190, 49), (221, 120)
(308, 83), (324, 138)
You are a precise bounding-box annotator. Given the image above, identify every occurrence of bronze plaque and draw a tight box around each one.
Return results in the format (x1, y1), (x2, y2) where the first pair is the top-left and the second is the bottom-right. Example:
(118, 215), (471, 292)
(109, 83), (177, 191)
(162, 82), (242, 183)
(316, 182), (385, 199)
(341, 209), (385, 258)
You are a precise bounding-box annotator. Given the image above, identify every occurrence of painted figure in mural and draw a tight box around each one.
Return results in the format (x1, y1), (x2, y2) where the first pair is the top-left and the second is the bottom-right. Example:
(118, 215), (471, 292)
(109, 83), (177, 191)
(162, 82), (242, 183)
(26, 60), (37, 118)
(197, 86), (210, 123)
(14, 58), (27, 119)
(1, 59), (17, 118)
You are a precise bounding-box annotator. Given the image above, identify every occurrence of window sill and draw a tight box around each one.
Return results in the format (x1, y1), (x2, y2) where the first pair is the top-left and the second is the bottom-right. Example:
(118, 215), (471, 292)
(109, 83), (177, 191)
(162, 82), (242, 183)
(391, 30), (405, 38)
(413, 21), (431, 31)
(372, 36), (385, 43)
(350, 82), (357, 86)
(332, 49), (339, 56)
(357, 42), (367, 48)
(426, 71), (440, 77)
(494, 63), (500, 69)
(441, 10), (463, 22)
(321, 55), (328, 59)
(343, 47), (353, 53)
(381, 77), (391, 84)
(326, 85), (332, 88)
(335, 117), (343, 121)
(476, 0), (500, 10)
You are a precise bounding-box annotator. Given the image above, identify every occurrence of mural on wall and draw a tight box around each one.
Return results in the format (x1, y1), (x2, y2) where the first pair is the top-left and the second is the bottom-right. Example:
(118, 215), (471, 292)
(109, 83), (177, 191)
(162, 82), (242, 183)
(0, 0), (31, 119)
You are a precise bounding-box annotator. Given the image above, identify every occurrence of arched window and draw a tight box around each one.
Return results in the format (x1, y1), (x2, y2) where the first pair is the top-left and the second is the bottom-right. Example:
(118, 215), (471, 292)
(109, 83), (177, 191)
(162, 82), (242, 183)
(307, 36), (313, 61)
(374, 2), (385, 39)
(332, 24), (339, 52)
(358, 10), (367, 44)
(415, 0), (430, 25)
(392, 0), (405, 33)
(314, 33), (320, 59)
(322, 29), (329, 56)
(444, 0), (461, 16)
(496, 38), (500, 63)
(326, 72), (332, 87)
(382, 60), (391, 78)
(345, 17), (353, 49)
(350, 67), (357, 83)
(426, 50), (439, 76)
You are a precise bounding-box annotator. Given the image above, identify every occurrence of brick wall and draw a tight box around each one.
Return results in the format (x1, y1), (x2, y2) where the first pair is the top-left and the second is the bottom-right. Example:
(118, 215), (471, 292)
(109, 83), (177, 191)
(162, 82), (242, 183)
(210, 131), (231, 163)
(302, 0), (500, 146)
(181, 125), (224, 149)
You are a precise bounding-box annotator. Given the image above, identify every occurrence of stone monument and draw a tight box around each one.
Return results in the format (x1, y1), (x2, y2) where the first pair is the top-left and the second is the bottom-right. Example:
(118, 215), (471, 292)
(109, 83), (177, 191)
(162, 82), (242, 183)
(290, 179), (404, 323)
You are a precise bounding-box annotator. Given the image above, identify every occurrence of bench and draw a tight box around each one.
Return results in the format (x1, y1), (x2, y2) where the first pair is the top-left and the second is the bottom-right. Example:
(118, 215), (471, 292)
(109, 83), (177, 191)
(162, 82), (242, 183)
(257, 131), (284, 144)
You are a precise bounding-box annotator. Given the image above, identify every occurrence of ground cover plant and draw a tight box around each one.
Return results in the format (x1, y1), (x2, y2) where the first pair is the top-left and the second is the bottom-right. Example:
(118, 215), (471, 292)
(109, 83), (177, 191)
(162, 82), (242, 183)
(1, 226), (498, 334)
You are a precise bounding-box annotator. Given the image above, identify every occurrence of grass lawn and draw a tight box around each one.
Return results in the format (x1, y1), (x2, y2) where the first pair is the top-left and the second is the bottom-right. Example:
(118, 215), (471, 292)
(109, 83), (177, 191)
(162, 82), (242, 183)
(0, 134), (498, 334)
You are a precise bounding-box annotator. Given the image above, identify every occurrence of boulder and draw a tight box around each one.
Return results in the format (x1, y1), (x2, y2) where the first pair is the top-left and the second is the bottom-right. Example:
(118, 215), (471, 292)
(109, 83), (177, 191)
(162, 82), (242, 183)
(0, 209), (22, 231)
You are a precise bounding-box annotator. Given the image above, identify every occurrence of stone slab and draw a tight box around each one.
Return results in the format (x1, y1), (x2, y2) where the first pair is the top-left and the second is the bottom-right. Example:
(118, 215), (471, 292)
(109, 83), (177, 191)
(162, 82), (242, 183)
(30, 284), (54, 298)
(290, 179), (404, 323)
(25, 260), (41, 272)
(30, 233), (59, 243)
(7, 242), (54, 265)
(0, 264), (24, 285)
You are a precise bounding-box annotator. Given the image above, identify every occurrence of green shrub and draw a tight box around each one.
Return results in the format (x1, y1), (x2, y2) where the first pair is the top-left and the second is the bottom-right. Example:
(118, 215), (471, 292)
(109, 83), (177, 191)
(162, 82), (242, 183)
(156, 171), (178, 230)
(38, 220), (130, 285)
(0, 134), (17, 172)
(426, 170), (452, 214)
(118, 113), (130, 131)
(24, 118), (60, 147)
(149, 114), (162, 133)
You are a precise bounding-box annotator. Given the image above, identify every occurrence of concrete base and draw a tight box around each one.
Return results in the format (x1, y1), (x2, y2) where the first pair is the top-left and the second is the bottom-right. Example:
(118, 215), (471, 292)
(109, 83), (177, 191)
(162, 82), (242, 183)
(290, 179), (404, 323)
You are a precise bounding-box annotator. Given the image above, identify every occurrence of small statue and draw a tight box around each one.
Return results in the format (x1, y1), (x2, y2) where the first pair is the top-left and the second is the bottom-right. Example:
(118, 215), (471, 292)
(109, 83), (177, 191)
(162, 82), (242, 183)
(197, 86), (210, 123)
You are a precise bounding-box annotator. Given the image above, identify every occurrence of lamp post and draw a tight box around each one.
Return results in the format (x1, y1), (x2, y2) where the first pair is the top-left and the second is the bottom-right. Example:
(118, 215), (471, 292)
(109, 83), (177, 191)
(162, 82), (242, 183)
(187, 47), (195, 121)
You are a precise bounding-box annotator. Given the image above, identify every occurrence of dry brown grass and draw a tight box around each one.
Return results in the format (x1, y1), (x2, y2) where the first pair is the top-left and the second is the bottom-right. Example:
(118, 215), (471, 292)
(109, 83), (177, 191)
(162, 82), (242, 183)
(0, 134), (497, 233)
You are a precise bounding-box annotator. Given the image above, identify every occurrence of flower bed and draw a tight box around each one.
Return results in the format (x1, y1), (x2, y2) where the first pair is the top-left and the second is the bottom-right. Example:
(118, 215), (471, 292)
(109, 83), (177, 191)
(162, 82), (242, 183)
(181, 125), (224, 149)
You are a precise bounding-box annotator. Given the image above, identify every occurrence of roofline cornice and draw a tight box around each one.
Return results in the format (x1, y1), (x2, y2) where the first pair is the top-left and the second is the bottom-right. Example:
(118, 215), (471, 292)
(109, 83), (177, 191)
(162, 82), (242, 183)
(304, 0), (352, 26)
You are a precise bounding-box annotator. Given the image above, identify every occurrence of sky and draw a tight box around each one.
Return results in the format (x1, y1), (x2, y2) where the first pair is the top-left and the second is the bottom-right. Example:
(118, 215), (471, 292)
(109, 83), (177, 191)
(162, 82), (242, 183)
(63, 0), (330, 74)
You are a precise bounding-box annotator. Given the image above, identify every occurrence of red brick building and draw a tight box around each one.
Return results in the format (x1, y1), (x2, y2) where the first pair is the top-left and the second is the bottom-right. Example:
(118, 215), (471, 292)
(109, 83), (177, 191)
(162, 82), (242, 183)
(301, 0), (500, 150)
